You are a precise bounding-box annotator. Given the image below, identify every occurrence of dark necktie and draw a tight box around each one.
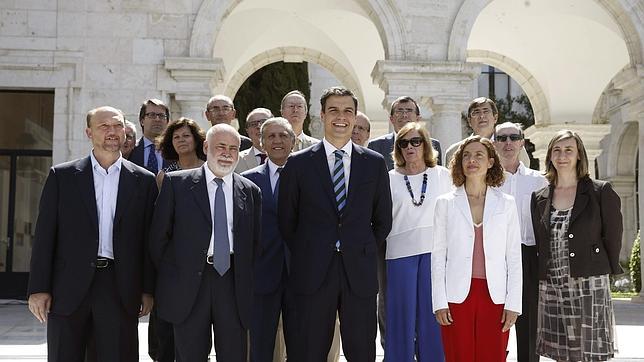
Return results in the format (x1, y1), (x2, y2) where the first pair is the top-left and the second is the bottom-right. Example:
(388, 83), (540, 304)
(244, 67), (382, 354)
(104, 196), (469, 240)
(259, 153), (267, 164)
(213, 178), (230, 276)
(332, 150), (346, 250)
(146, 144), (158, 173)
(274, 167), (282, 201)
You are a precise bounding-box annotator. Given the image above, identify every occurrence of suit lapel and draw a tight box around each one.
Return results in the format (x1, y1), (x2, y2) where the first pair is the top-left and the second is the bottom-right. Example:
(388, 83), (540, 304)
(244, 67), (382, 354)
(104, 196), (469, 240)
(190, 167), (212, 224)
(345, 145), (365, 213)
(311, 143), (337, 211)
(570, 178), (589, 224)
(482, 187), (499, 226)
(259, 163), (277, 206)
(537, 186), (553, 229)
(113, 161), (137, 228)
(454, 187), (474, 226)
(75, 157), (99, 233)
(232, 174), (248, 230)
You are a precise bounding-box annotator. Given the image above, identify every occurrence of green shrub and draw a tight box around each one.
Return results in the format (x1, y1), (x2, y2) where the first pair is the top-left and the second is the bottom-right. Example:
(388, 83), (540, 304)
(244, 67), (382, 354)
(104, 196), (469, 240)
(630, 231), (641, 293)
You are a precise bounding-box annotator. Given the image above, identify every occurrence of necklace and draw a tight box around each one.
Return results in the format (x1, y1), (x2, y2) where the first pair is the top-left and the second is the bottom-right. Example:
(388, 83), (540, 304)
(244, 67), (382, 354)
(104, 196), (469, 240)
(404, 173), (428, 206)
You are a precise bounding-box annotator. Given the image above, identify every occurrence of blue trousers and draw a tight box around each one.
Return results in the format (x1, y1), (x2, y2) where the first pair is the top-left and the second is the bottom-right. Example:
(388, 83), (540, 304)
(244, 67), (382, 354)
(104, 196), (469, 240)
(385, 253), (444, 362)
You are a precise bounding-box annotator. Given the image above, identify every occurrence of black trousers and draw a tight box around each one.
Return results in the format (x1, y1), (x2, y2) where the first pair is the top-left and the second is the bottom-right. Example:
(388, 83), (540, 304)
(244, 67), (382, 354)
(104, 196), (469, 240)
(292, 252), (377, 362)
(148, 307), (176, 362)
(516, 244), (540, 362)
(173, 261), (248, 361)
(250, 264), (296, 362)
(48, 265), (138, 362)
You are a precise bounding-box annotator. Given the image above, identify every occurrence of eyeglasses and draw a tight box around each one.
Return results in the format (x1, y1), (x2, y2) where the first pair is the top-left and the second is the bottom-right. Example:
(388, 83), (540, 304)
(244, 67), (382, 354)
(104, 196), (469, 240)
(397, 137), (423, 148)
(393, 108), (416, 116)
(246, 119), (267, 129)
(145, 112), (168, 120)
(470, 109), (492, 118)
(495, 134), (523, 142)
(207, 106), (233, 113)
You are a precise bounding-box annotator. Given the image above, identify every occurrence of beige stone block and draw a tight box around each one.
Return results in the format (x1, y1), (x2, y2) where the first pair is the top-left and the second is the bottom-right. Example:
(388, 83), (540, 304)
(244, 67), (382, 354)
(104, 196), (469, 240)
(147, 14), (188, 39)
(122, 0), (164, 13)
(133, 38), (164, 64)
(56, 37), (85, 51)
(165, 0), (192, 14)
(156, 65), (177, 91)
(27, 10), (56, 37)
(87, 0), (123, 12)
(13, 0), (57, 10)
(163, 39), (188, 57)
(0, 35), (56, 50)
(86, 12), (147, 38)
(119, 64), (156, 89)
(85, 37), (133, 64)
(1, 9), (28, 36)
(58, 0), (87, 12)
(57, 12), (87, 37)
(85, 63), (120, 89)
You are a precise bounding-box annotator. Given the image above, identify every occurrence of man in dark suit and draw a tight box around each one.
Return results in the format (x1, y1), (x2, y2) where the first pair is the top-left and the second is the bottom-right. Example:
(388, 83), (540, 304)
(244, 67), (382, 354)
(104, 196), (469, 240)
(365, 95), (441, 347)
(205, 94), (253, 151)
(242, 117), (296, 362)
(129, 98), (171, 174)
(27, 106), (157, 361)
(150, 123), (261, 361)
(279, 86), (393, 360)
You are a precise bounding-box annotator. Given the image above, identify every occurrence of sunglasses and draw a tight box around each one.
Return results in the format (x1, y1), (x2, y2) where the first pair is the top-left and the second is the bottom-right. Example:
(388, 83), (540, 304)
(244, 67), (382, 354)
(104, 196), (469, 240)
(397, 137), (423, 148)
(496, 134), (523, 142)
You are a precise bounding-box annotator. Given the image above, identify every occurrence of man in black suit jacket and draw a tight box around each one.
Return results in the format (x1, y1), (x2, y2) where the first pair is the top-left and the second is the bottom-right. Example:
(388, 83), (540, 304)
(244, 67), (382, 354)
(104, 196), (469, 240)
(279, 87), (393, 361)
(129, 98), (171, 174)
(27, 106), (157, 361)
(150, 123), (261, 361)
(205, 94), (253, 151)
(365, 95), (441, 347)
(242, 117), (296, 361)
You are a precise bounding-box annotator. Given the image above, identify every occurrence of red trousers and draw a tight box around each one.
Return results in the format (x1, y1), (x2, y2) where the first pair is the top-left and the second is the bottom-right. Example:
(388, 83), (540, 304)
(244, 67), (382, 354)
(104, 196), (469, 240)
(441, 278), (509, 362)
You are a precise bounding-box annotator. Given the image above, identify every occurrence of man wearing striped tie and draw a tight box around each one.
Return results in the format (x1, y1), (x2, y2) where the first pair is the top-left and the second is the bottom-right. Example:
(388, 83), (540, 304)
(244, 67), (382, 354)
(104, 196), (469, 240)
(278, 86), (393, 361)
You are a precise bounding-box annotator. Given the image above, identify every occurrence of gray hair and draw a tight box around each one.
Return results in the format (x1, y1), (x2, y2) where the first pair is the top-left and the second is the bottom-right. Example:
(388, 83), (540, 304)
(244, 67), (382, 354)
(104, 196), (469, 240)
(206, 123), (241, 144)
(495, 122), (524, 136)
(259, 117), (296, 147)
(246, 107), (273, 122)
(124, 119), (138, 135)
(206, 95), (234, 109)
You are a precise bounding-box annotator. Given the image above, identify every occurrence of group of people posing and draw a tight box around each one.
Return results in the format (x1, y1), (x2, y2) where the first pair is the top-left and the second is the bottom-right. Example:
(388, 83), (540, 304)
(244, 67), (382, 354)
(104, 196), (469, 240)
(26, 87), (623, 362)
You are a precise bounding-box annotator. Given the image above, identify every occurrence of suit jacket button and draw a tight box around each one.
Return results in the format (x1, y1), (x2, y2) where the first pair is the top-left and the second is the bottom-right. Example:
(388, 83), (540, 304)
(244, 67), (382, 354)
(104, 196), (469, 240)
(595, 248), (600, 253)
(338, 223), (342, 228)
(568, 233), (574, 238)
(569, 252), (575, 257)
(197, 271), (202, 276)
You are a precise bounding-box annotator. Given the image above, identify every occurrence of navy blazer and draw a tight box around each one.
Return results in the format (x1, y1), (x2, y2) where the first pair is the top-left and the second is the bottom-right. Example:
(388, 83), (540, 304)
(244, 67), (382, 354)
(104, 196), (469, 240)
(242, 163), (290, 295)
(149, 167), (261, 327)
(129, 137), (170, 171)
(367, 132), (442, 170)
(28, 157), (157, 316)
(278, 142), (393, 297)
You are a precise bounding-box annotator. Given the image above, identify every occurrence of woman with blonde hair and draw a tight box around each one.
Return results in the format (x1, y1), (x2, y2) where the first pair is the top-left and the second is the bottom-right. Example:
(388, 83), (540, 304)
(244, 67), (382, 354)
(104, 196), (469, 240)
(531, 130), (621, 361)
(432, 135), (522, 361)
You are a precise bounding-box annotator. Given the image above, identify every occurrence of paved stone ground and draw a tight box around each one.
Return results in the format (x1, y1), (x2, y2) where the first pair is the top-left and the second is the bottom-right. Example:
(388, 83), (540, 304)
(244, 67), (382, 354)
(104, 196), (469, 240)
(1, 299), (643, 361)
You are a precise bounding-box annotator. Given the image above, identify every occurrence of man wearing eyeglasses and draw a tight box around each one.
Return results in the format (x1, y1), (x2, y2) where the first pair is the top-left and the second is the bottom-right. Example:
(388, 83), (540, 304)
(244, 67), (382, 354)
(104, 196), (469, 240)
(236, 108), (273, 173)
(443, 97), (530, 166)
(495, 122), (546, 362)
(366, 95), (442, 349)
(280, 90), (319, 151)
(129, 99), (171, 174)
(204, 95), (253, 151)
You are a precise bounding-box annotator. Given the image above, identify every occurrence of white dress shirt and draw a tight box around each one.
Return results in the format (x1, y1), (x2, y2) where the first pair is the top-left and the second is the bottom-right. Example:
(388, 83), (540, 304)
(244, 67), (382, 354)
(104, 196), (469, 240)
(322, 138), (352, 190)
(251, 146), (266, 164)
(266, 159), (283, 193)
(498, 162), (548, 246)
(204, 165), (234, 255)
(90, 151), (122, 259)
(142, 137), (163, 173)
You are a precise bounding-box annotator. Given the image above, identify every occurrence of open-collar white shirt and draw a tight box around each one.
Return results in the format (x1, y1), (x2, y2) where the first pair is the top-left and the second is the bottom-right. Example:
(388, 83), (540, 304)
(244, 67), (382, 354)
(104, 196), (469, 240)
(90, 151), (122, 259)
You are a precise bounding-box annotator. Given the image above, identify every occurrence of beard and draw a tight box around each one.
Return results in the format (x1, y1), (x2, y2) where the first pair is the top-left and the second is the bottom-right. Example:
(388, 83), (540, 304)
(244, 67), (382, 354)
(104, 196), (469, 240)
(207, 158), (238, 177)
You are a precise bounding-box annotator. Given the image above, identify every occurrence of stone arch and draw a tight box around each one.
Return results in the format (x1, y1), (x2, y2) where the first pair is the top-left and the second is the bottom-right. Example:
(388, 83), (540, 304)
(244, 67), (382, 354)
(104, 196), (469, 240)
(448, 0), (643, 65)
(189, 0), (406, 60)
(466, 49), (550, 125)
(223, 47), (365, 109)
(608, 121), (639, 177)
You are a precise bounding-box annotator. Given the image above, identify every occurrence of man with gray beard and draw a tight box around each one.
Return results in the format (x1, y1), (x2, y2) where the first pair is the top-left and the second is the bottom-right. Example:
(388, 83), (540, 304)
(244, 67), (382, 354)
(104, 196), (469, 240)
(150, 124), (262, 360)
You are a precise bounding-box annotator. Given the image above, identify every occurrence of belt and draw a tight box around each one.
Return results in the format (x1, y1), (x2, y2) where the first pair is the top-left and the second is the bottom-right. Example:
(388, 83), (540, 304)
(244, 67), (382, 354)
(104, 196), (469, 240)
(95, 257), (114, 269)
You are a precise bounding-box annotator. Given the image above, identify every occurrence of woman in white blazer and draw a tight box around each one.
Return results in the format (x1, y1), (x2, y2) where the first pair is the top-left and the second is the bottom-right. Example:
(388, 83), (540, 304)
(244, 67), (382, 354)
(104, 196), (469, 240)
(432, 135), (522, 361)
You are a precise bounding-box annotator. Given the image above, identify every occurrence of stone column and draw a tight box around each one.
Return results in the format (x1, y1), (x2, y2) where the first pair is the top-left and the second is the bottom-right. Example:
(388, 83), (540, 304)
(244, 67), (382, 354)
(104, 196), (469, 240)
(371, 60), (479, 149)
(608, 176), (638, 261)
(164, 56), (225, 131)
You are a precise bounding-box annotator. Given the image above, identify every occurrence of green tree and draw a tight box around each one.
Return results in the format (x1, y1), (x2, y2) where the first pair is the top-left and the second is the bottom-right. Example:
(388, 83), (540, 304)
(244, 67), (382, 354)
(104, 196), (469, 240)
(631, 231), (641, 293)
(234, 61), (311, 136)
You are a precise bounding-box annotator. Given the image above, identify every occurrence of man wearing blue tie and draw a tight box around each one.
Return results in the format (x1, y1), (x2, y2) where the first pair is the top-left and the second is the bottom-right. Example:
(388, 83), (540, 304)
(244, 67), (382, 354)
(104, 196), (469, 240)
(278, 87), (393, 361)
(129, 98), (170, 174)
(242, 117), (296, 361)
(150, 123), (261, 361)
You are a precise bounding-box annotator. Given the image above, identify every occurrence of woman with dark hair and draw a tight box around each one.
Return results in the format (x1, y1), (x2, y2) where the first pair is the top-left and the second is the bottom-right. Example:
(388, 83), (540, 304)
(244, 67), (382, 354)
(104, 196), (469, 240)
(432, 135), (522, 361)
(155, 117), (206, 186)
(531, 130), (621, 361)
(384, 122), (452, 361)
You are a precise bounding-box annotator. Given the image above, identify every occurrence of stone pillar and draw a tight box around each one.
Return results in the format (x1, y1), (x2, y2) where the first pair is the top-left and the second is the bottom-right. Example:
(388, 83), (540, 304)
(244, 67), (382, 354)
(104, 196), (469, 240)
(525, 124), (611, 178)
(164, 56), (225, 131)
(607, 176), (638, 261)
(371, 60), (479, 147)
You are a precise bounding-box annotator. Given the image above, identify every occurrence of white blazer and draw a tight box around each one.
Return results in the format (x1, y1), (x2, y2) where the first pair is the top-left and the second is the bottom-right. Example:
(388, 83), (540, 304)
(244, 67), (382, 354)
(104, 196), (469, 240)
(431, 186), (522, 314)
